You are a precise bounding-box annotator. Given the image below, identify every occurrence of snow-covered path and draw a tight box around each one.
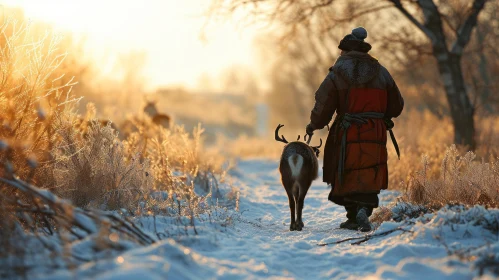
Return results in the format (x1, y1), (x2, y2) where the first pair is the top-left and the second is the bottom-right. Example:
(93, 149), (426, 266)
(214, 159), (375, 279)
(193, 159), (458, 280)
(49, 159), (498, 280)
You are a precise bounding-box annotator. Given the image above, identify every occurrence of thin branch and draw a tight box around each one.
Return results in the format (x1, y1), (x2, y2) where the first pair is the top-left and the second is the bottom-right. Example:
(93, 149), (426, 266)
(439, 11), (458, 35)
(0, 176), (155, 245)
(451, 0), (488, 55)
(387, 0), (437, 42)
(326, 4), (394, 24)
(317, 222), (414, 246)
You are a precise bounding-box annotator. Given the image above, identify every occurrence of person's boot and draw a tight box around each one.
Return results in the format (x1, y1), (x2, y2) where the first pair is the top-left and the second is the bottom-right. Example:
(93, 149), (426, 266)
(356, 207), (372, 232)
(340, 219), (359, 230)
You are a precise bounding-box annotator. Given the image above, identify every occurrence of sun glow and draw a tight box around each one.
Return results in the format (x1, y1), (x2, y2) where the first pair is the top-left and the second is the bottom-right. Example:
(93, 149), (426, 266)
(0, 0), (259, 90)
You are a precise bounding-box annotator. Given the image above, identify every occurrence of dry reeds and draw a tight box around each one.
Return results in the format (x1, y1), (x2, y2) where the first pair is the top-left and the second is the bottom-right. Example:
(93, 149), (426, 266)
(405, 145), (499, 209)
(52, 119), (152, 210)
(0, 11), (234, 277)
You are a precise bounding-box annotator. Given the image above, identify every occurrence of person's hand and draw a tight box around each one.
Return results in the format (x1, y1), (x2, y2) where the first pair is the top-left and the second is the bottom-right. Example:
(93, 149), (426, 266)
(306, 123), (315, 136)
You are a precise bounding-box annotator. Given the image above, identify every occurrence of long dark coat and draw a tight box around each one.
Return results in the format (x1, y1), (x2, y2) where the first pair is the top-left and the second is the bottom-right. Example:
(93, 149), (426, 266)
(309, 51), (404, 206)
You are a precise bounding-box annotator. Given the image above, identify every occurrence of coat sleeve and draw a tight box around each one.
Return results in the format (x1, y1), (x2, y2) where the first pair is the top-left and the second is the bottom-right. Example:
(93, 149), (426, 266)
(310, 72), (338, 129)
(384, 70), (404, 118)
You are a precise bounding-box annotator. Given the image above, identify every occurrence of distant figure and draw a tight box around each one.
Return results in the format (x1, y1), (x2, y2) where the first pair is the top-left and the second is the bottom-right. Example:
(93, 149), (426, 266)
(143, 101), (159, 117)
(118, 101), (172, 140)
(305, 27), (404, 232)
(143, 101), (172, 129)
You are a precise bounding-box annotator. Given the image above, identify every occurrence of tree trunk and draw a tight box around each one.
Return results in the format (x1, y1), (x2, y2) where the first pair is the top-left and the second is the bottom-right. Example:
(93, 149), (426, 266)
(396, 0), (486, 150)
(433, 51), (476, 149)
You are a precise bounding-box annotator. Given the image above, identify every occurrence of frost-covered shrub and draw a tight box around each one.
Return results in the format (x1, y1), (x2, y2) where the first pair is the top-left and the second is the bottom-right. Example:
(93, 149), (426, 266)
(0, 15), (79, 277)
(391, 202), (430, 222)
(431, 205), (499, 234)
(0, 12), (235, 278)
(124, 120), (234, 217)
(52, 120), (152, 210)
(370, 201), (430, 226)
(405, 145), (499, 208)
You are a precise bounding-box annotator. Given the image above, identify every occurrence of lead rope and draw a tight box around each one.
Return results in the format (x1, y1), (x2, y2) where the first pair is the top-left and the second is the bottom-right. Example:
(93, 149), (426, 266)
(384, 118), (400, 159)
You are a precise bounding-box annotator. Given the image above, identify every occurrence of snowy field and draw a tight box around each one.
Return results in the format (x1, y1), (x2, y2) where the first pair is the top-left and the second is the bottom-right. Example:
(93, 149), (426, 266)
(40, 159), (498, 279)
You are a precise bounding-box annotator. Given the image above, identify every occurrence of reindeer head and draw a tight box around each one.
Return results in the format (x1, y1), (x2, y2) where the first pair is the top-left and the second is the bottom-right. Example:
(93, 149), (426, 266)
(144, 99), (158, 117)
(275, 124), (322, 157)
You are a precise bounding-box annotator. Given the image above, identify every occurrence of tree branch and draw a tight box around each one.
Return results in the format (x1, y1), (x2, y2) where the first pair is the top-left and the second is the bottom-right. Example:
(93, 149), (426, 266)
(0, 176), (155, 245)
(450, 0), (488, 55)
(387, 0), (437, 42)
(317, 222), (414, 246)
(439, 11), (458, 35)
(327, 4), (394, 24)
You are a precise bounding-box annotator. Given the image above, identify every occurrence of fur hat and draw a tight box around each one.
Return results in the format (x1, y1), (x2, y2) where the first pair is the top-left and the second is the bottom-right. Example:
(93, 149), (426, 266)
(338, 27), (372, 53)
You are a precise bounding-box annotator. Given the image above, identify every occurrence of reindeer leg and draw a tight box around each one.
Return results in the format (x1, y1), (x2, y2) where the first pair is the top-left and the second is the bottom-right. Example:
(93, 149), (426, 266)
(296, 185), (309, 231)
(296, 196), (304, 231)
(291, 182), (301, 231)
(285, 186), (296, 231)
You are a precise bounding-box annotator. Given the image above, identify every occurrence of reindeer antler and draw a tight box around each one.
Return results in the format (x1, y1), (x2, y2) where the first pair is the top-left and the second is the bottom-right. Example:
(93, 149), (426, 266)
(304, 134), (322, 157)
(275, 124), (289, 144)
(312, 138), (323, 149)
(311, 138), (323, 157)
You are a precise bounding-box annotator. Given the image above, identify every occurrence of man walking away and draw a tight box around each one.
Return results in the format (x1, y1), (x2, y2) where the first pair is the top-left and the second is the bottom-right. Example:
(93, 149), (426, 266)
(305, 27), (404, 232)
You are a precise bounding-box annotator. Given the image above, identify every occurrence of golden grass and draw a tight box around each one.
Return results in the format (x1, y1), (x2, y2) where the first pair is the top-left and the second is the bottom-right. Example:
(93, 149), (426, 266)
(0, 8), (233, 250)
(51, 120), (153, 209)
(123, 119), (230, 215)
(0, 16), (78, 185)
(0, 14), (237, 275)
(405, 145), (499, 209)
(387, 111), (499, 208)
(0, 15), (79, 272)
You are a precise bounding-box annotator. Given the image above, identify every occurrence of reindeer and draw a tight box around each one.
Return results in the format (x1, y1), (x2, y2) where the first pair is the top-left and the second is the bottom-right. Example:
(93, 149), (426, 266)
(143, 101), (171, 129)
(119, 101), (172, 139)
(275, 124), (322, 231)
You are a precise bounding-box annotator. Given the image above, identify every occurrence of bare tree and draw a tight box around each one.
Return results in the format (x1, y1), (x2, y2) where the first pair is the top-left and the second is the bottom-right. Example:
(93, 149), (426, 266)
(464, 2), (499, 114)
(210, 0), (491, 149)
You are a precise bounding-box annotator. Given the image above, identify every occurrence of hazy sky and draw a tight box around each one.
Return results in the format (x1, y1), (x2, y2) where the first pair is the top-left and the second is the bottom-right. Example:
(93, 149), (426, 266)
(1, 0), (260, 90)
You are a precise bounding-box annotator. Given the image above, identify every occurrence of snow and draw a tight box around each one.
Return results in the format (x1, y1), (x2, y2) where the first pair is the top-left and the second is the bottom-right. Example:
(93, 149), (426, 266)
(28, 159), (499, 279)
